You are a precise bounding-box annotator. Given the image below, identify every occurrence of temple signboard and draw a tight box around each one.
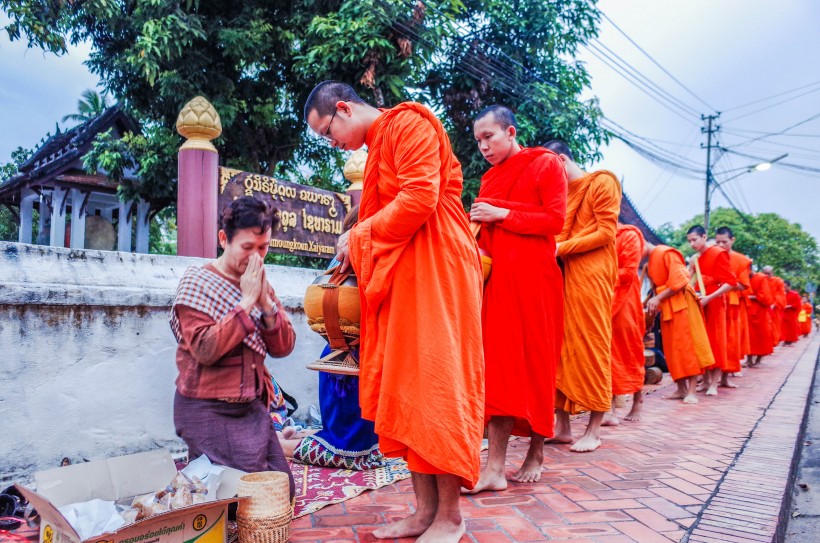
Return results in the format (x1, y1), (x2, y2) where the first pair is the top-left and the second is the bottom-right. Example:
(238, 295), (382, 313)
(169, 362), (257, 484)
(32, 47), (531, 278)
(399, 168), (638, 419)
(218, 167), (351, 258)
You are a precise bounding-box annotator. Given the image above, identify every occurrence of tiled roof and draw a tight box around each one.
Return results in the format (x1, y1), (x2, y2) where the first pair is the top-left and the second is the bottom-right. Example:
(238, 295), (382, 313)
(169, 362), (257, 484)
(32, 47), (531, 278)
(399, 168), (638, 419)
(620, 190), (665, 245)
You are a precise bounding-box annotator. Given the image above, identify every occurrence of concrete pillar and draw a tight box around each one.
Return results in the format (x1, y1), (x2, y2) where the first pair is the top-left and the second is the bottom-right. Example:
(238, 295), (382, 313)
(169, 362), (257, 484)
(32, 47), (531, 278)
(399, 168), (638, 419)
(135, 199), (151, 254)
(176, 96), (222, 258)
(49, 187), (68, 247)
(37, 195), (50, 245)
(100, 207), (114, 222)
(118, 200), (133, 252)
(70, 189), (88, 249)
(18, 188), (36, 244)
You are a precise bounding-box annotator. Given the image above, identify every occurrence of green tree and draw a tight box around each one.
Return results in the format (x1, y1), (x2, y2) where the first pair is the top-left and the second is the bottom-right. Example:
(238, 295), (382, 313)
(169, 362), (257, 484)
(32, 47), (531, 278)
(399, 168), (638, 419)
(670, 207), (820, 293)
(61, 89), (111, 125)
(2, 0), (605, 212)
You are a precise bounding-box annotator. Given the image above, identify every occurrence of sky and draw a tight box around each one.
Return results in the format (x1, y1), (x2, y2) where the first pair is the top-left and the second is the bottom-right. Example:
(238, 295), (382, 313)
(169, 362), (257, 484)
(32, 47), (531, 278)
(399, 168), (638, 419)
(1, 1), (819, 240)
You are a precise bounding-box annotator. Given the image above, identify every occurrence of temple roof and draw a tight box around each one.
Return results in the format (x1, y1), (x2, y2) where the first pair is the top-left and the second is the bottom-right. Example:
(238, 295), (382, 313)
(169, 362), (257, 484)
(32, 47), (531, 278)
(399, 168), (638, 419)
(0, 106), (139, 200)
(620, 190), (665, 245)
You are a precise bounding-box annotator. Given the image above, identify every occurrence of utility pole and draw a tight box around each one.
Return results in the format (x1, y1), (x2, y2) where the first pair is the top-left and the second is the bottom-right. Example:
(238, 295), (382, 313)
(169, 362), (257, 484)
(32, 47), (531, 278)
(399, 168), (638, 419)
(701, 114), (720, 233)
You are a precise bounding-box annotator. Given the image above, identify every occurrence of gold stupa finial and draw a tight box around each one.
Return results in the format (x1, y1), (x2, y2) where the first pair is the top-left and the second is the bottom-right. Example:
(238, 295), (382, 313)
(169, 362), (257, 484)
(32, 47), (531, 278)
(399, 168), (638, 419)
(343, 149), (367, 192)
(176, 96), (222, 152)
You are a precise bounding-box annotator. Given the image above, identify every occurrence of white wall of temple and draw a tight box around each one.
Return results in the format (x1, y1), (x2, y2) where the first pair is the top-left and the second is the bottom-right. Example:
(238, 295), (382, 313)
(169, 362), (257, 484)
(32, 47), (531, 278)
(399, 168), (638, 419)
(0, 241), (326, 481)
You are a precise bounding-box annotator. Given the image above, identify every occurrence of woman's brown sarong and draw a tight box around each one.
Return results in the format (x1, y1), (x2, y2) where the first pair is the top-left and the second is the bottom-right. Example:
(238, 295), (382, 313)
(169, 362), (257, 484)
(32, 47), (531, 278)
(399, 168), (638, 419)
(174, 391), (294, 498)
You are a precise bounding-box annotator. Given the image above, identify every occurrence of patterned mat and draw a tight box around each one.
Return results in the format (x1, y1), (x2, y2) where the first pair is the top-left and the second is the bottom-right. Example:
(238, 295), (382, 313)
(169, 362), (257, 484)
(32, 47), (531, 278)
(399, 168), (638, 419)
(290, 459), (410, 518)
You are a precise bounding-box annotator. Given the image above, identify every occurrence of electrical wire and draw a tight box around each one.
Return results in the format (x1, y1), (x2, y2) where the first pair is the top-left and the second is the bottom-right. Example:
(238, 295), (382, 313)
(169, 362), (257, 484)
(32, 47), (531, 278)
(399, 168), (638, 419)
(721, 79), (820, 114)
(600, 11), (717, 112)
(584, 45), (699, 124)
(589, 38), (701, 116)
(722, 85), (820, 122)
(723, 112), (820, 149)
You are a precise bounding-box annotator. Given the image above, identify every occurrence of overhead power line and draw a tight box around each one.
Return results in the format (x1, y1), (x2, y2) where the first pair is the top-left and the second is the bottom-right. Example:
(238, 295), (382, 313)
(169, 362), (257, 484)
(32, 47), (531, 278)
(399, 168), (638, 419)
(600, 11), (717, 112)
(723, 85), (820, 122)
(721, 79), (820, 113)
(725, 112), (820, 149)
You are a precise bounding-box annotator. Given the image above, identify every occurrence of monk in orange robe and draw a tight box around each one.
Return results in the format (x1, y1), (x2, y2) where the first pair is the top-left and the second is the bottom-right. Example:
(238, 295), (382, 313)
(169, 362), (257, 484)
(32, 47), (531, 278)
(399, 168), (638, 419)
(305, 82), (484, 543)
(714, 226), (751, 388)
(746, 269), (774, 367)
(765, 268), (785, 348)
(800, 297), (813, 336)
(686, 226), (736, 396)
(644, 242), (714, 403)
(782, 281), (802, 344)
(465, 106), (566, 491)
(603, 223), (646, 425)
(545, 140), (621, 453)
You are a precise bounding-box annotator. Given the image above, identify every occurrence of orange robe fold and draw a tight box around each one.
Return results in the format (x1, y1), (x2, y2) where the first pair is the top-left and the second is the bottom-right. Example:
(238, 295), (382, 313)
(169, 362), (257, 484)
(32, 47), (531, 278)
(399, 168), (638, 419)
(348, 103), (484, 487)
(693, 246), (736, 372)
(747, 273), (774, 356)
(801, 302), (813, 336)
(610, 224), (646, 395)
(647, 246), (713, 380)
(770, 276), (785, 347)
(782, 289), (802, 342)
(556, 170), (621, 413)
(478, 148), (566, 437)
(726, 251), (752, 369)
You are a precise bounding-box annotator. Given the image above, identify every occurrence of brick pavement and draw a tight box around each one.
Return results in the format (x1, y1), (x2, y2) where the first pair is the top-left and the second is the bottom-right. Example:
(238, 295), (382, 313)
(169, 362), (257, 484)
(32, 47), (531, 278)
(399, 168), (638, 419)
(290, 333), (819, 542)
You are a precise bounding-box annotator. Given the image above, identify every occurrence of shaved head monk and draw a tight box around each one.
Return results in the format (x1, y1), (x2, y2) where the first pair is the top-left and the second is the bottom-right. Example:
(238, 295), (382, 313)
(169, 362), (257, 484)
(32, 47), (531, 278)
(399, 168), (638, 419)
(782, 280), (802, 344)
(746, 267), (774, 368)
(603, 223), (646, 425)
(545, 140), (621, 453)
(466, 106), (566, 492)
(305, 81), (484, 542)
(686, 225), (736, 396)
(714, 226), (751, 388)
(643, 241), (714, 403)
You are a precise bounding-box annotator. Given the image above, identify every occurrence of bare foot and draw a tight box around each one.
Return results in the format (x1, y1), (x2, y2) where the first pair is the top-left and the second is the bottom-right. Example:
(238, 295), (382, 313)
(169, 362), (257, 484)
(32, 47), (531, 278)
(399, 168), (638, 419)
(570, 434), (602, 453)
(511, 448), (544, 483)
(416, 519), (466, 543)
(705, 385), (718, 396)
(372, 512), (434, 539)
(545, 432), (574, 444)
(601, 413), (620, 426)
(683, 394), (699, 404)
(461, 470), (507, 494)
(665, 391), (687, 400)
(719, 381), (739, 389)
(624, 406), (642, 422)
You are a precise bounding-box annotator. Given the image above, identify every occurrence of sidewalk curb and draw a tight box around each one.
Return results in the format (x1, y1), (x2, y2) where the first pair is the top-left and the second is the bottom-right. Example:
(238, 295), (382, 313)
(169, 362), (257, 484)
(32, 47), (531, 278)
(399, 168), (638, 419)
(682, 337), (820, 543)
(776, 342), (820, 543)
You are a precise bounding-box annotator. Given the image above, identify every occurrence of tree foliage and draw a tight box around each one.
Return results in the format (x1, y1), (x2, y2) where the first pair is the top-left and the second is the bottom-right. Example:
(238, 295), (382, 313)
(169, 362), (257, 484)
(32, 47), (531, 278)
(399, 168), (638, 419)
(667, 207), (820, 293)
(1, 0), (606, 212)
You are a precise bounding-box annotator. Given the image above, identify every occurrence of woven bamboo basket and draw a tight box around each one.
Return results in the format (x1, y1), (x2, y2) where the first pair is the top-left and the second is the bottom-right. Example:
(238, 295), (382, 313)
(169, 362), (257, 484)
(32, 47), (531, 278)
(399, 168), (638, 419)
(236, 472), (292, 543)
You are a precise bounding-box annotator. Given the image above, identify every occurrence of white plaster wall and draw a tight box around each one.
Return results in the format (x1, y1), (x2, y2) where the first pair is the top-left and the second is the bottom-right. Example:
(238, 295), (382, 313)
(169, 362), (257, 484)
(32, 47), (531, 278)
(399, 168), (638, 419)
(0, 242), (326, 480)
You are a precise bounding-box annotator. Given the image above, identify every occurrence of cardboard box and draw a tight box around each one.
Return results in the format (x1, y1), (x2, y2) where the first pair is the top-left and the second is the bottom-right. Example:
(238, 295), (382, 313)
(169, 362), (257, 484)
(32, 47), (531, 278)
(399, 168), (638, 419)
(16, 450), (246, 543)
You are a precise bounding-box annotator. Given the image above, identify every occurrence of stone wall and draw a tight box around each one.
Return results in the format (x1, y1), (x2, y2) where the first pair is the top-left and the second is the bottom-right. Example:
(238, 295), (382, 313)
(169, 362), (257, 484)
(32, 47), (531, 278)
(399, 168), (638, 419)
(0, 241), (325, 480)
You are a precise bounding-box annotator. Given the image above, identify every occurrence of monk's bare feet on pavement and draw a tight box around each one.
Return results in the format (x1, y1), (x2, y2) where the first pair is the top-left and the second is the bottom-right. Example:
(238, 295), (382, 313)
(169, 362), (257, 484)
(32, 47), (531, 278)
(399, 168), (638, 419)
(665, 391), (687, 400)
(372, 511), (434, 539)
(570, 434), (602, 453)
(462, 471), (507, 494)
(601, 412), (620, 426)
(719, 375), (738, 388)
(683, 393), (699, 404)
(416, 518), (466, 543)
(705, 384), (718, 396)
(511, 443), (543, 483)
(547, 411), (574, 444)
(624, 397), (643, 421)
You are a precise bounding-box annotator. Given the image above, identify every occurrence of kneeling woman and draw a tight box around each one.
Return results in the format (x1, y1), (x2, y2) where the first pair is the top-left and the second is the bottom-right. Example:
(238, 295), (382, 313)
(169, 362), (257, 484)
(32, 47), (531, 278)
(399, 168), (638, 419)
(170, 196), (295, 497)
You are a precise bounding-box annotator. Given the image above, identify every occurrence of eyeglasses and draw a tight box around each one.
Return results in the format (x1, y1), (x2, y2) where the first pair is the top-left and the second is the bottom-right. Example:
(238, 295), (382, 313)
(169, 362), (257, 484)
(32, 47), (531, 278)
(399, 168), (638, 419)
(322, 108), (339, 142)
